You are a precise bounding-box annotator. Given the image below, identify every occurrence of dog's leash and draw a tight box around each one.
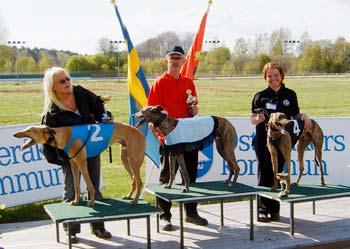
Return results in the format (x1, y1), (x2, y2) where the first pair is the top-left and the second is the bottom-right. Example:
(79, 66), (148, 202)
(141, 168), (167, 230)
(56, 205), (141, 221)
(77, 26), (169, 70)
(47, 127), (92, 163)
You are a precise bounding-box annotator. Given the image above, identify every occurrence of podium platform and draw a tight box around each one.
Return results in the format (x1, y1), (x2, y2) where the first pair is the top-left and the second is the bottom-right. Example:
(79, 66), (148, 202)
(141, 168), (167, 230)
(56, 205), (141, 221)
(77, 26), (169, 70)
(258, 184), (350, 235)
(146, 181), (258, 249)
(44, 198), (159, 249)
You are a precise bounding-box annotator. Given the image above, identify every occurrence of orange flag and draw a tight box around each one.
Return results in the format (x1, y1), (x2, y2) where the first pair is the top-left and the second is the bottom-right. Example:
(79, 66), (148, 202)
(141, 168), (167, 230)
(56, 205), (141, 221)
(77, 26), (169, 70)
(180, 1), (212, 80)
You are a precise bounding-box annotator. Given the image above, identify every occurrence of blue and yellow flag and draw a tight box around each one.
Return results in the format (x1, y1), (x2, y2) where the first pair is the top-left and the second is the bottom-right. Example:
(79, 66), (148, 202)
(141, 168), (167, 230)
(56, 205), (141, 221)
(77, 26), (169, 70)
(112, 1), (160, 166)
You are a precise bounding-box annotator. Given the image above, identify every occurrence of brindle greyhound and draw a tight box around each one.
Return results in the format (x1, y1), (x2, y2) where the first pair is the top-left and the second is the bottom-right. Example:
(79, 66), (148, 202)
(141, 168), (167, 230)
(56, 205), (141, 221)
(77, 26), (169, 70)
(135, 105), (240, 192)
(266, 112), (324, 197)
(13, 122), (145, 207)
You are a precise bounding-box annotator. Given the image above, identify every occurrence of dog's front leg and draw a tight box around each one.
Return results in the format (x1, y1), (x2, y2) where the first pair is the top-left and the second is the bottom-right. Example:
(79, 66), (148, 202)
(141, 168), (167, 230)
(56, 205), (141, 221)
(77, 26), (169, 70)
(268, 145), (279, 192)
(165, 155), (176, 189)
(69, 162), (81, 206)
(177, 154), (190, 193)
(279, 152), (291, 198)
(72, 156), (96, 207)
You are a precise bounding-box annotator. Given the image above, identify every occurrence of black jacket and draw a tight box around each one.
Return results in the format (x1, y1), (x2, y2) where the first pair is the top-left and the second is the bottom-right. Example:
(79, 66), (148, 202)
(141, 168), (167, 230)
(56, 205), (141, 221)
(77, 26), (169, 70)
(41, 85), (105, 165)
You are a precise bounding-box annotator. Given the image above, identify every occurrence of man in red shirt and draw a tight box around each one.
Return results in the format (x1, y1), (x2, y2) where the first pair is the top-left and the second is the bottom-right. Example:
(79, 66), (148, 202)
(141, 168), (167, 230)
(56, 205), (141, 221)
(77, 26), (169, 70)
(148, 46), (208, 231)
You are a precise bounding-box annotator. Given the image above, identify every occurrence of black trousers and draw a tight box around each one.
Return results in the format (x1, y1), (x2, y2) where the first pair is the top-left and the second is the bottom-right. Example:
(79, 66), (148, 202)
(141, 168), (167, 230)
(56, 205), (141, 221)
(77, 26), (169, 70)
(62, 156), (105, 234)
(254, 130), (285, 215)
(157, 149), (199, 221)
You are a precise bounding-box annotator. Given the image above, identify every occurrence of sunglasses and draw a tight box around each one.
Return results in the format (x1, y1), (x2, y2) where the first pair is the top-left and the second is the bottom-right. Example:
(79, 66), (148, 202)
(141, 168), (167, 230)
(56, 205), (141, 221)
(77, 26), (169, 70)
(59, 77), (71, 84)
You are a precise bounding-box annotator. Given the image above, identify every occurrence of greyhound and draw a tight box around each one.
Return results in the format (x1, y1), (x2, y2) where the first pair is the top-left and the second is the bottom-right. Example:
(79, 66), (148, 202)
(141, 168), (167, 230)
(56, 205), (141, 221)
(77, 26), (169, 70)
(13, 121), (145, 207)
(135, 105), (240, 192)
(266, 112), (324, 197)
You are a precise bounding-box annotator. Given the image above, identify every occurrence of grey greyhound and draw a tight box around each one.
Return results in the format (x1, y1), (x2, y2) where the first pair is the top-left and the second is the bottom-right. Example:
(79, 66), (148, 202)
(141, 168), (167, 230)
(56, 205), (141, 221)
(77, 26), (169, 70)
(136, 105), (240, 192)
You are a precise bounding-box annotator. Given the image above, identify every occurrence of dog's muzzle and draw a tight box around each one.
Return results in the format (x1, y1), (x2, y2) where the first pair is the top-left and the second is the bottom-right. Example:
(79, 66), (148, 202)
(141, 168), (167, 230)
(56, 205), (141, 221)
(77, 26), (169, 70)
(134, 112), (146, 128)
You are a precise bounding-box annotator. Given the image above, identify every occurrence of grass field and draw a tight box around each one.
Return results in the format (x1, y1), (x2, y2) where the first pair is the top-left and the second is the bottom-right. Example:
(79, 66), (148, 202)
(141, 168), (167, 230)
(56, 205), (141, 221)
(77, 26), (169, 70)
(1, 77), (350, 223)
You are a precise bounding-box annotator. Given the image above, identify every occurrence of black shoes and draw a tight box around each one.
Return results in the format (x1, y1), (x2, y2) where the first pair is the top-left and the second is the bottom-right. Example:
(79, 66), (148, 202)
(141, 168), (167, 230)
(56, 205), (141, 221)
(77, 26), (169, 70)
(270, 212), (280, 221)
(92, 228), (112, 239)
(161, 219), (173, 231)
(66, 234), (78, 244)
(185, 215), (208, 226)
(258, 211), (280, 222)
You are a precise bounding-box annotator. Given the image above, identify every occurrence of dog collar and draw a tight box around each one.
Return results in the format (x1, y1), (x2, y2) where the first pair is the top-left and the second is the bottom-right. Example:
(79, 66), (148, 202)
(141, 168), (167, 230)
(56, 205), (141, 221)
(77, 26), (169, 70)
(46, 128), (56, 146)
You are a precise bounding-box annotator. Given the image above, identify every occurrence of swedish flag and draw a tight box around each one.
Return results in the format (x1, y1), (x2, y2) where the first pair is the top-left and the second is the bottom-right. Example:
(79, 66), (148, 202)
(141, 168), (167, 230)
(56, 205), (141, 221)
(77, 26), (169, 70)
(112, 2), (160, 166)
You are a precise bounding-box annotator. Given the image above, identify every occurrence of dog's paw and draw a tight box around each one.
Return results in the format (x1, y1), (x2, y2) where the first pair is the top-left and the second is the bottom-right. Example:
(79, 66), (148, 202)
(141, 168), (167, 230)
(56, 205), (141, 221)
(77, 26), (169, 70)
(87, 201), (95, 207)
(122, 196), (132, 200)
(164, 185), (171, 189)
(129, 200), (138, 205)
(70, 201), (79, 206)
(182, 188), (189, 193)
(278, 191), (288, 198)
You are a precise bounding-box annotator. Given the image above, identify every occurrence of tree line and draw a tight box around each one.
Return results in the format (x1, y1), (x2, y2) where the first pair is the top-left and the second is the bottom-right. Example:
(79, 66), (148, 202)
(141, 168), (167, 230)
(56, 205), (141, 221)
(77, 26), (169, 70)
(1, 28), (349, 76)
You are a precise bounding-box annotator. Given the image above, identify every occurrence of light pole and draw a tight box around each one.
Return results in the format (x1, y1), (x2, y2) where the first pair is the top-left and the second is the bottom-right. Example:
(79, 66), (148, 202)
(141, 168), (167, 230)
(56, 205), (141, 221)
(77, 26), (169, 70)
(205, 40), (221, 75)
(205, 40), (220, 50)
(284, 40), (300, 76)
(7, 40), (26, 85)
(110, 40), (125, 82)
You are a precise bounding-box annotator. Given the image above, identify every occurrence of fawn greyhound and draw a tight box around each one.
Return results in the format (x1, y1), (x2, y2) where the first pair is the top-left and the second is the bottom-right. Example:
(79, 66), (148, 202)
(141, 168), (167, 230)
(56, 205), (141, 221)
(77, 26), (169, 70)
(266, 112), (324, 197)
(13, 121), (145, 207)
(135, 105), (240, 192)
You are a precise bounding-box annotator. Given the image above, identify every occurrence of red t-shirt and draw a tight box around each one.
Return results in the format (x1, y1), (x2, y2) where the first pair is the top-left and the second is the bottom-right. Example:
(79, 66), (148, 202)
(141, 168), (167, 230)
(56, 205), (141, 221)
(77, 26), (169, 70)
(147, 72), (198, 118)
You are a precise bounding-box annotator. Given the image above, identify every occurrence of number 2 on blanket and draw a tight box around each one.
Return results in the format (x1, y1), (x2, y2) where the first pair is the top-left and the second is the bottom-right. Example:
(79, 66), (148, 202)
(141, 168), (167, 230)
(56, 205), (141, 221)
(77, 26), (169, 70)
(292, 120), (300, 136)
(88, 124), (103, 142)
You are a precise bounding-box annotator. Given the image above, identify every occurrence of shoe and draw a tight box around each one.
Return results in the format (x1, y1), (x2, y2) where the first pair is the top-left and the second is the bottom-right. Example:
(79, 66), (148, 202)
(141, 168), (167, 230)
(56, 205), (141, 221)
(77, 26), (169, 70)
(258, 212), (270, 223)
(185, 215), (208, 226)
(92, 228), (112, 239)
(161, 219), (173, 231)
(270, 212), (280, 221)
(66, 234), (78, 244)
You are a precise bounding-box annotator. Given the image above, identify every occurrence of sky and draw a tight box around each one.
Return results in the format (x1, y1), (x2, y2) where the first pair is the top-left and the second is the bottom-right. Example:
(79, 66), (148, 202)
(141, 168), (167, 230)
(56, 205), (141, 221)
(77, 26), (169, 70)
(1, 0), (349, 55)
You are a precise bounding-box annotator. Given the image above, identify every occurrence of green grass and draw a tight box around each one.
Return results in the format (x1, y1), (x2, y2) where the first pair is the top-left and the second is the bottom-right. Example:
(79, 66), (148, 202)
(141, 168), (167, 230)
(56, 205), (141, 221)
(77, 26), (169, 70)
(1, 77), (350, 223)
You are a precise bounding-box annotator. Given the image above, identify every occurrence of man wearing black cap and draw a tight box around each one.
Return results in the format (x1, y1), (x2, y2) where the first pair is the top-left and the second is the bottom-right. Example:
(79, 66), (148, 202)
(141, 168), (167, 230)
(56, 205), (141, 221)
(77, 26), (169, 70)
(148, 45), (208, 231)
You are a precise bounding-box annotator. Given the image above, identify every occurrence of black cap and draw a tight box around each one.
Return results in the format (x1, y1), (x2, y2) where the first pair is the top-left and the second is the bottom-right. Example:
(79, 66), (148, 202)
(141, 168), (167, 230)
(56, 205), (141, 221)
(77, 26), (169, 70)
(166, 46), (185, 57)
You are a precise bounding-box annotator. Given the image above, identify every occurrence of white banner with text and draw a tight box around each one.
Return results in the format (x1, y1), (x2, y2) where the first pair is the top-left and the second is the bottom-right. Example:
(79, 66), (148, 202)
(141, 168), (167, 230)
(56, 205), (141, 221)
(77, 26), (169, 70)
(146, 118), (350, 187)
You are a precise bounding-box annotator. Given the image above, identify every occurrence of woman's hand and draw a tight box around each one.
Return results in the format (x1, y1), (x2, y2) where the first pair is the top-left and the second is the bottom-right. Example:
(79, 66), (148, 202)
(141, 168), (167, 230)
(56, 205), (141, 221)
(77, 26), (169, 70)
(250, 112), (265, 125)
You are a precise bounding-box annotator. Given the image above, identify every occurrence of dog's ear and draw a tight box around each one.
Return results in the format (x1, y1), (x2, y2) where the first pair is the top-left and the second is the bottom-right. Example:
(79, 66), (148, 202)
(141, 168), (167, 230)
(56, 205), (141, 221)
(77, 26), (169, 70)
(278, 118), (289, 127)
(154, 105), (164, 112)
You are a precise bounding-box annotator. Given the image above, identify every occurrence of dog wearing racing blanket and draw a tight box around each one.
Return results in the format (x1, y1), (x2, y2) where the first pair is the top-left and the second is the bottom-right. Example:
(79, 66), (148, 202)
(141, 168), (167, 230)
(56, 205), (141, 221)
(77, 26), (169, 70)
(135, 105), (240, 192)
(266, 111), (324, 197)
(13, 120), (145, 207)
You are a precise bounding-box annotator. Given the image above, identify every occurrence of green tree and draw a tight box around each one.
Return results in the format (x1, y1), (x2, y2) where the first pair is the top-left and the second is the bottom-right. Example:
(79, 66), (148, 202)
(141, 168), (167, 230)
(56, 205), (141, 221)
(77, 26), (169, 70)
(38, 52), (53, 72)
(16, 55), (37, 73)
(65, 55), (93, 72)
(0, 45), (15, 72)
(206, 46), (231, 75)
(296, 44), (323, 73)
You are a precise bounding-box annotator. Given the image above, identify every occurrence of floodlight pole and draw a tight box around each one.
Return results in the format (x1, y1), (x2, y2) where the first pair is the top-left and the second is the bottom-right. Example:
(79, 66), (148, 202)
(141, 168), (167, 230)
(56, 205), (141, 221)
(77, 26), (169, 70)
(284, 40), (300, 77)
(205, 40), (221, 75)
(110, 40), (125, 82)
(7, 40), (26, 85)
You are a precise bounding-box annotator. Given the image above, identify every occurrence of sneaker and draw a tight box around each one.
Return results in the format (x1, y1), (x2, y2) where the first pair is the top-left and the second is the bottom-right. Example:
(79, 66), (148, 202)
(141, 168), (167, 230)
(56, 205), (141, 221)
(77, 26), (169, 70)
(66, 234), (78, 244)
(185, 215), (208, 226)
(92, 228), (112, 239)
(270, 212), (280, 221)
(161, 219), (173, 231)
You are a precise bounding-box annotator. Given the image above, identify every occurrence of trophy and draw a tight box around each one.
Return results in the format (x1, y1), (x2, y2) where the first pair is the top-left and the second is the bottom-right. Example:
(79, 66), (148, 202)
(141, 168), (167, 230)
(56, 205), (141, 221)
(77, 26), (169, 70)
(186, 89), (197, 116)
(100, 95), (112, 123)
(186, 89), (197, 105)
